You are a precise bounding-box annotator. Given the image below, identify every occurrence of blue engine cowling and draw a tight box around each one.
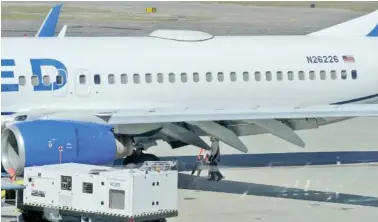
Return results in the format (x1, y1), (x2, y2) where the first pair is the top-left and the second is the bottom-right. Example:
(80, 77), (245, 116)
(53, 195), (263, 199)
(1, 119), (131, 175)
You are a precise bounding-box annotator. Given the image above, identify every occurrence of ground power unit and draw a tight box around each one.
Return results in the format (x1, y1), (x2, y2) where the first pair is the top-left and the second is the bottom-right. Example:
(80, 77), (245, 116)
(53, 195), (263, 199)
(19, 162), (178, 222)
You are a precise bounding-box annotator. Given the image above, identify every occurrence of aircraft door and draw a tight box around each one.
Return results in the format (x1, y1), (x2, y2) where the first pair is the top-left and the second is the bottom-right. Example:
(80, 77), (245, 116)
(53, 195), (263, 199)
(74, 69), (91, 96)
(52, 67), (68, 97)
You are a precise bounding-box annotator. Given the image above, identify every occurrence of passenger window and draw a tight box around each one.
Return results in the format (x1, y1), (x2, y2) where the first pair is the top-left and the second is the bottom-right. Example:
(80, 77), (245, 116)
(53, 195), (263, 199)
(230, 72), (237, 82)
(146, 73), (152, 83)
(56, 75), (63, 85)
(43, 75), (50, 86)
(320, 70), (326, 80)
(341, 70), (347, 80)
(31, 76), (39, 86)
(133, 74), (140, 84)
(108, 74), (115, 84)
(19, 76), (26, 86)
(193, 72), (199, 82)
(351, 70), (357, 79)
(243, 72), (249, 81)
(287, 71), (294, 81)
(206, 72), (212, 82)
(309, 71), (316, 80)
(181, 73), (187, 83)
(298, 71), (305, 80)
(169, 73), (175, 83)
(276, 71), (283, 81)
(330, 70), (337, 80)
(79, 75), (86, 84)
(266, 71), (272, 81)
(121, 74), (127, 84)
(94, 74), (101, 84)
(157, 73), (163, 83)
(217, 72), (224, 82)
(255, 71), (261, 81)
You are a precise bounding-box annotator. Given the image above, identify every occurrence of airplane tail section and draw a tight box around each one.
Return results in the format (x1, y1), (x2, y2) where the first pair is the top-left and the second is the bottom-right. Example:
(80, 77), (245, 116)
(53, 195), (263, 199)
(309, 10), (378, 37)
(35, 4), (63, 37)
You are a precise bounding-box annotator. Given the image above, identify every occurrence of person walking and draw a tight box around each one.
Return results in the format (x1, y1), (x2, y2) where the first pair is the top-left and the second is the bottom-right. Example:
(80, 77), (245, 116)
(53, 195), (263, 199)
(208, 137), (225, 181)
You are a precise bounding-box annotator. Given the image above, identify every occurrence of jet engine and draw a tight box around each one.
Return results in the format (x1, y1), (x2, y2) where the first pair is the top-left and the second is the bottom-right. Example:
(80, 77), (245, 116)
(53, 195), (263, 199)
(1, 119), (133, 175)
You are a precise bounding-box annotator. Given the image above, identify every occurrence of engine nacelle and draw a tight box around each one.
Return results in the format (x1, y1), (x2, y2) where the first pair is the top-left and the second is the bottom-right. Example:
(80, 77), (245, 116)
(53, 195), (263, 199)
(1, 119), (133, 175)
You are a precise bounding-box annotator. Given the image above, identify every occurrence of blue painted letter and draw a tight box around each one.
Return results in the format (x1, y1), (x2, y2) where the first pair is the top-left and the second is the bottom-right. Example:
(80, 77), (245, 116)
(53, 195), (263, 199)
(30, 58), (67, 91)
(1, 59), (19, 92)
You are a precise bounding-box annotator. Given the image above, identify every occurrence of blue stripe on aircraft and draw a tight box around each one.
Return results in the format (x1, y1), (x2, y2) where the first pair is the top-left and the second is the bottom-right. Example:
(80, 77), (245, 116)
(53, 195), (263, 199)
(1, 112), (16, 116)
(1, 84), (19, 92)
(1, 59), (15, 66)
(367, 24), (378, 37)
(331, 94), (378, 105)
(1, 71), (15, 78)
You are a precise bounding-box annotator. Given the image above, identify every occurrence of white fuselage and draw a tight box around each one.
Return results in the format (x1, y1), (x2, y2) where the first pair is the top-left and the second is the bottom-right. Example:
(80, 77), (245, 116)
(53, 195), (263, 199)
(1, 35), (378, 119)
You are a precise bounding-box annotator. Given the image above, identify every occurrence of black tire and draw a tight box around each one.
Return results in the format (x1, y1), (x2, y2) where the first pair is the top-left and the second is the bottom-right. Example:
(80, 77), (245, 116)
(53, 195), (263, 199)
(141, 153), (160, 162)
(21, 211), (45, 222)
(145, 219), (167, 222)
(123, 151), (141, 165)
(123, 152), (160, 165)
(5, 190), (15, 204)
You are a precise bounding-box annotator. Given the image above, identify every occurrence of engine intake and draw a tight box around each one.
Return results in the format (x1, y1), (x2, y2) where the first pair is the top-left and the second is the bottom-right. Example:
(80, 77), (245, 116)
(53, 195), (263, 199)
(1, 119), (133, 175)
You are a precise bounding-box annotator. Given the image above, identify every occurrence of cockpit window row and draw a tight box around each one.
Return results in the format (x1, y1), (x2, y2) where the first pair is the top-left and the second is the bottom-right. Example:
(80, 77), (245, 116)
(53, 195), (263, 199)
(17, 70), (358, 86)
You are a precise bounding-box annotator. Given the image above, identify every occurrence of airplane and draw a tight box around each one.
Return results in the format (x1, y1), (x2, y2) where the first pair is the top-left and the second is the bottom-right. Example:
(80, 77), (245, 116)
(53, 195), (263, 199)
(1, 9), (378, 176)
(1, 3), (65, 177)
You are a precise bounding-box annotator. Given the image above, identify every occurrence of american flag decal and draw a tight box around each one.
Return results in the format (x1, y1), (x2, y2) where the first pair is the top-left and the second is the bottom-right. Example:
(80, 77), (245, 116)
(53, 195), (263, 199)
(342, 55), (355, 63)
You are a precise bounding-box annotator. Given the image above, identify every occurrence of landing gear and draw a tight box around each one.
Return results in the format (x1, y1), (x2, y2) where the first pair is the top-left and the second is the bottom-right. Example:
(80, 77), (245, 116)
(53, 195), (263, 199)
(123, 150), (160, 166)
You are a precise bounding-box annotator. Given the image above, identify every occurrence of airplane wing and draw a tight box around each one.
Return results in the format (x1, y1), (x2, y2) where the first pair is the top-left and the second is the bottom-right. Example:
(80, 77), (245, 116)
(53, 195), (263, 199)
(4, 104), (378, 153)
(104, 104), (378, 124)
(35, 4), (63, 37)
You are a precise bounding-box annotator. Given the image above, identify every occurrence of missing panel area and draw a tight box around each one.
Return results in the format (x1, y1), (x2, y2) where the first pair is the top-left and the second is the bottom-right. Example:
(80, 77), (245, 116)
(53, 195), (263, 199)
(109, 189), (125, 210)
(61, 176), (72, 191)
(82, 182), (93, 194)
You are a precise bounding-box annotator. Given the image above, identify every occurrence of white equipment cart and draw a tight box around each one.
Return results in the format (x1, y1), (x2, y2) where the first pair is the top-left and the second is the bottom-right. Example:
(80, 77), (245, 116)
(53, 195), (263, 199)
(18, 161), (179, 222)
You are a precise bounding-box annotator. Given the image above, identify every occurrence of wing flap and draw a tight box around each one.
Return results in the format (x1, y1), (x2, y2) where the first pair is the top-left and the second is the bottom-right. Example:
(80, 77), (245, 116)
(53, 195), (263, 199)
(188, 121), (248, 153)
(160, 123), (211, 150)
(245, 119), (306, 148)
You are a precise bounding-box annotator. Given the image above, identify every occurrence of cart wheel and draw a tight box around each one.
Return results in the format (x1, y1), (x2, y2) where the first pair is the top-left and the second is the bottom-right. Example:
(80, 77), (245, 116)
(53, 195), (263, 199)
(148, 219), (167, 222)
(21, 211), (45, 221)
(5, 190), (16, 204)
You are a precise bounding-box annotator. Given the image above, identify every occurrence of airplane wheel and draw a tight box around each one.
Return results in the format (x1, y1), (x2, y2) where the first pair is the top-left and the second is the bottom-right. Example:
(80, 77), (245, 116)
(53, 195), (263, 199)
(123, 151), (160, 165)
(140, 153), (160, 162)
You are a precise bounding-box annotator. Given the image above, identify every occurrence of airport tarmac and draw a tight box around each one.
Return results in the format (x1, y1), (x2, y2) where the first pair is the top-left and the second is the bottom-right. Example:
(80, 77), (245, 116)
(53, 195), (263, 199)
(1, 2), (378, 222)
(174, 164), (378, 222)
(2, 164), (378, 222)
(1, 1), (373, 37)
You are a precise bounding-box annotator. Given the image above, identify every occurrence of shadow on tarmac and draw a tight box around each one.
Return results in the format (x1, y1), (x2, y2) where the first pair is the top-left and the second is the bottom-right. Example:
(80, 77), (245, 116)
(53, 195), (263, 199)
(178, 173), (378, 208)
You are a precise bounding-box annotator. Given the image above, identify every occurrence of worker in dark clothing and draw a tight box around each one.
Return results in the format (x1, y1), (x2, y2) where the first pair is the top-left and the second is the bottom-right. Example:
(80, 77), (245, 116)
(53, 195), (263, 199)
(208, 137), (225, 181)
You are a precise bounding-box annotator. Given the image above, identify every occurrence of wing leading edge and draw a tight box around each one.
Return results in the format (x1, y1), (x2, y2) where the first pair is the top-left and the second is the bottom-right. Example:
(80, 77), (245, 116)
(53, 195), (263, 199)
(106, 104), (378, 124)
